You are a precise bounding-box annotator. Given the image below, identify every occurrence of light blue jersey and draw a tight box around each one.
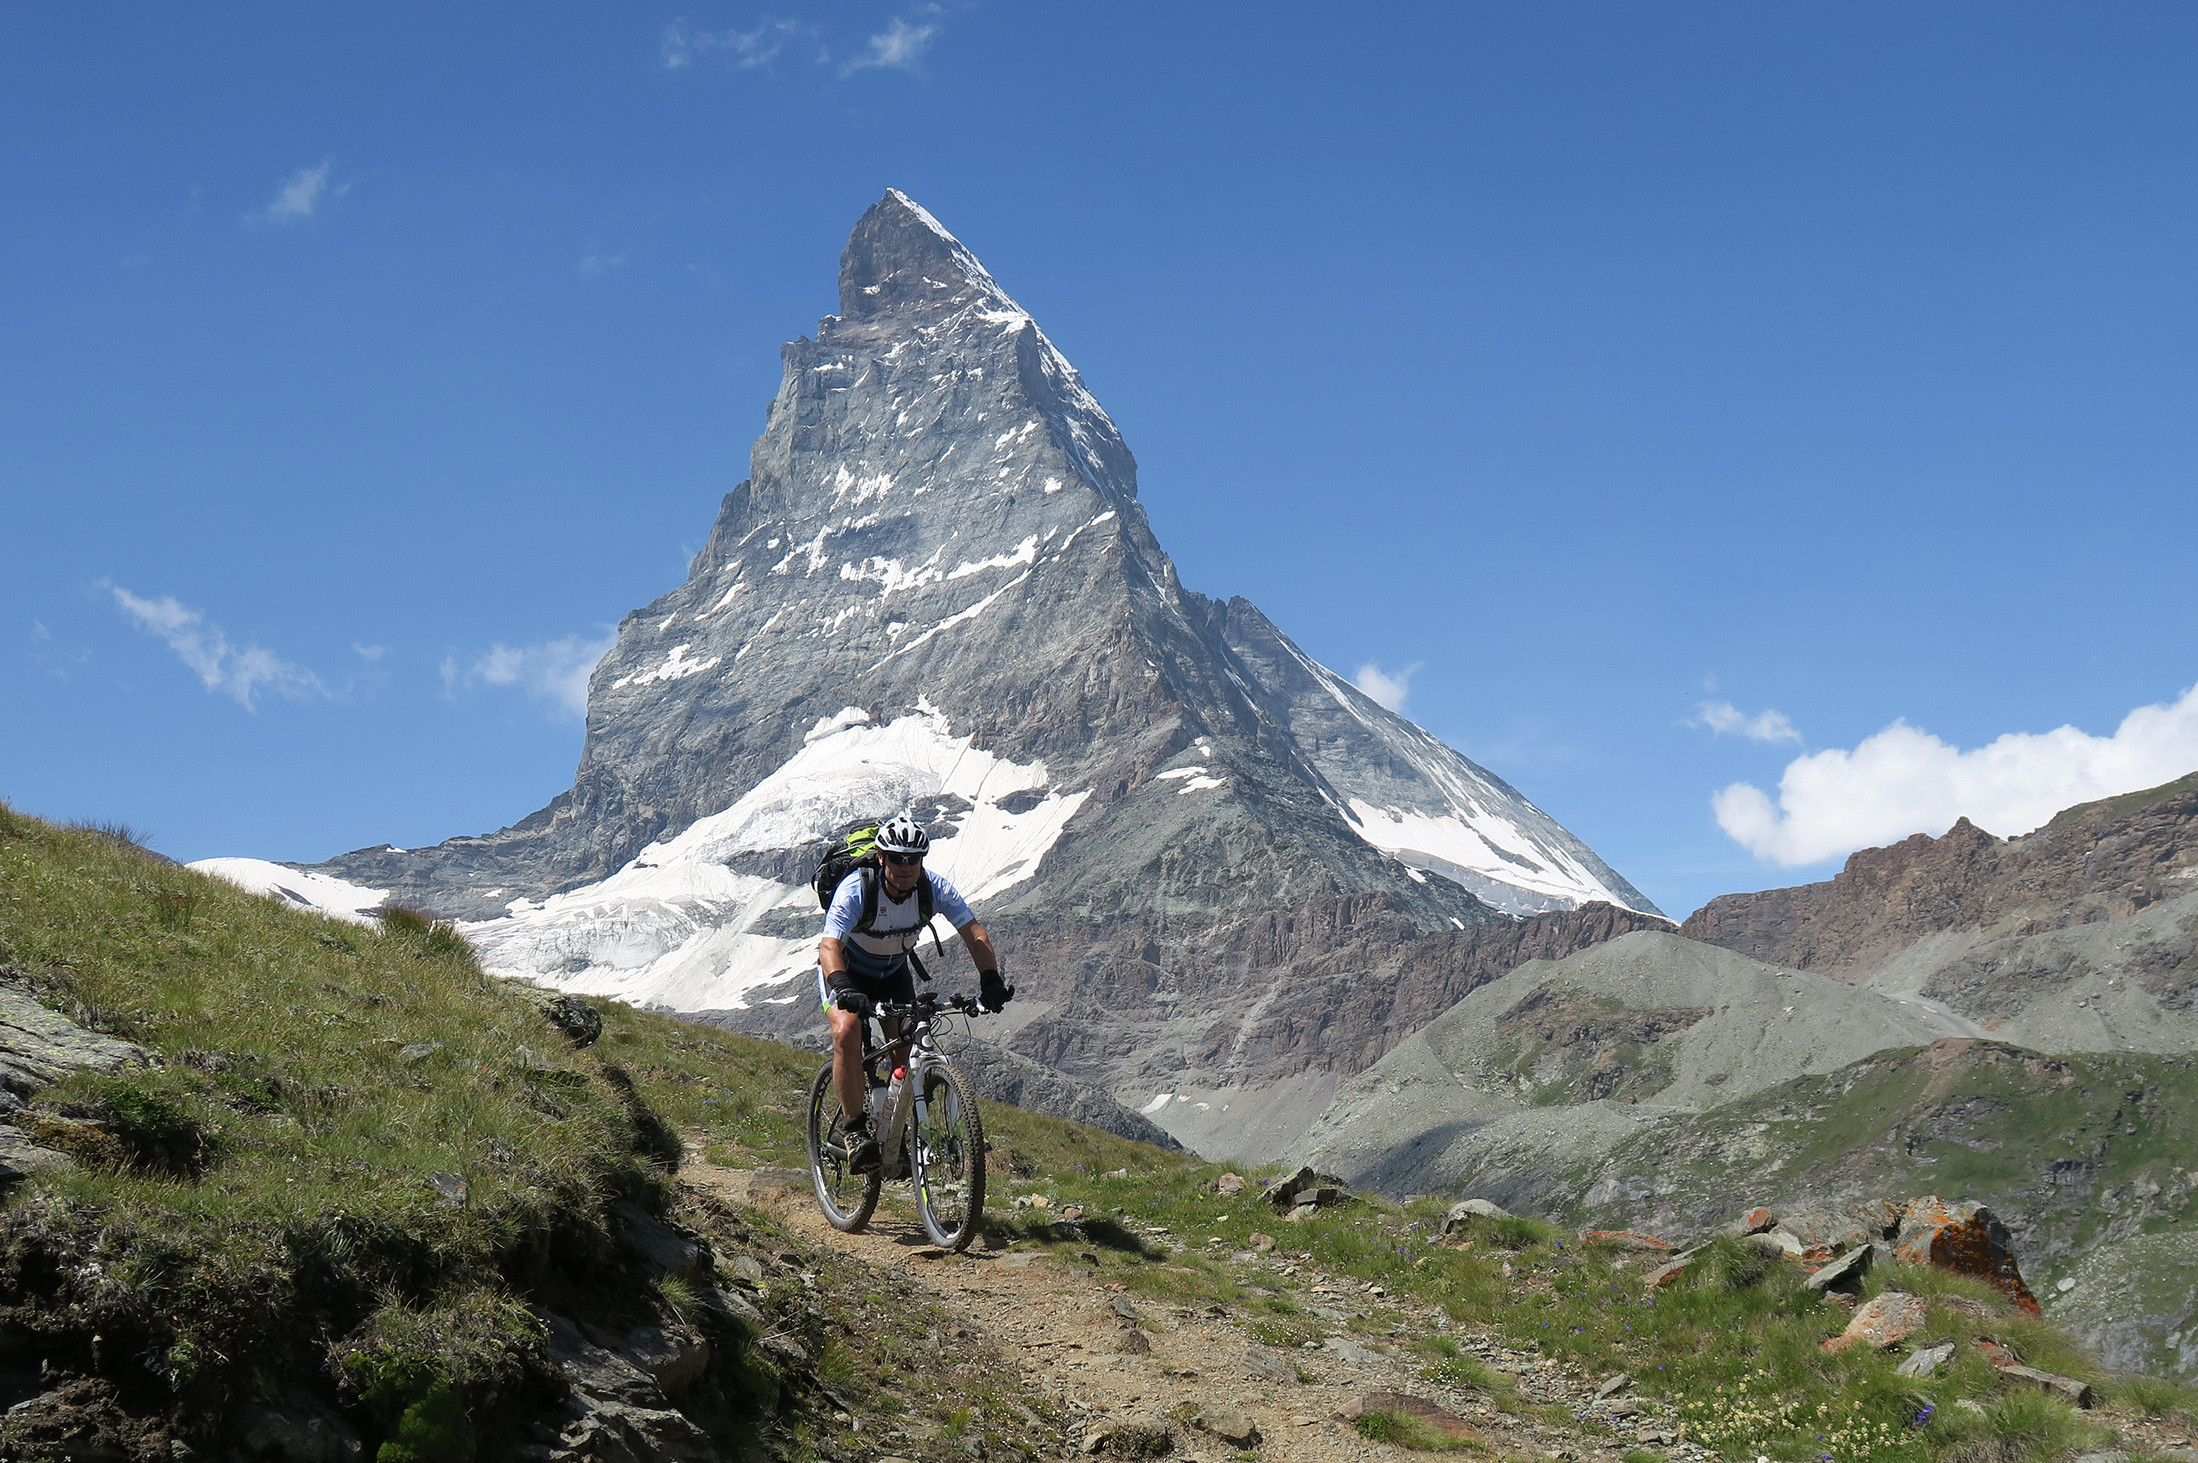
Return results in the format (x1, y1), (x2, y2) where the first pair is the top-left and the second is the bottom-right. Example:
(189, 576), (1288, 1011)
(822, 866), (976, 956)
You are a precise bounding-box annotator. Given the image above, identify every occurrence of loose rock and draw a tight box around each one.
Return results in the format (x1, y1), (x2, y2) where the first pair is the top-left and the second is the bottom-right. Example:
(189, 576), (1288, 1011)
(1584, 1230), (1674, 1252)
(1997, 1364), (2098, 1408)
(1442, 1198), (1515, 1233)
(1802, 1245), (1873, 1295)
(1896, 1343), (1955, 1379)
(1353, 1392), (1481, 1445)
(1192, 1408), (1261, 1447)
(1823, 1292), (1927, 1353)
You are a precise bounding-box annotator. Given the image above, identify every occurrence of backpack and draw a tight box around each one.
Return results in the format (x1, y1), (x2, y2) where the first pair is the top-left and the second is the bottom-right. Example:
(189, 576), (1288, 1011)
(812, 825), (942, 962)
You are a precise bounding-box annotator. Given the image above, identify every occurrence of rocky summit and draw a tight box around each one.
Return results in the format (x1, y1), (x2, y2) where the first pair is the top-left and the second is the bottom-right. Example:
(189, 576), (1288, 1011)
(277, 190), (1658, 1157)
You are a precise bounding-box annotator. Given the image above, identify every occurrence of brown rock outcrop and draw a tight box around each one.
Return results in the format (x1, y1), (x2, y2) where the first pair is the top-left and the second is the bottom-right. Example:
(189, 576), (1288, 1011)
(1682, 773), (2198, 977)
(1896, 1197), (2040, 1313)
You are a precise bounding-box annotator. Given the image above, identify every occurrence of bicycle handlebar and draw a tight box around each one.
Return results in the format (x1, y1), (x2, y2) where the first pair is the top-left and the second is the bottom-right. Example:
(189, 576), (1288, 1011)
(873, 992), (983, 1019)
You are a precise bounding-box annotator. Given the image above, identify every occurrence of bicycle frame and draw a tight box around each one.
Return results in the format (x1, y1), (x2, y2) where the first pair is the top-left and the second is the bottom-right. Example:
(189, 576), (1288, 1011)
(862, 996), (974, 1182)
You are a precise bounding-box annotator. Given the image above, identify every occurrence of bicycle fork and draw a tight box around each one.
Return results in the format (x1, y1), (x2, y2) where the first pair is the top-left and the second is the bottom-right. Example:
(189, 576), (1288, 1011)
(871, 1053), (951, 1185)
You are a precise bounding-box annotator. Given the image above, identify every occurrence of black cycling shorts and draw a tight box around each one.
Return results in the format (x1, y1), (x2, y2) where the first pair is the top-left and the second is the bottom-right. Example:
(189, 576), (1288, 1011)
(818, 962), (915, 1014)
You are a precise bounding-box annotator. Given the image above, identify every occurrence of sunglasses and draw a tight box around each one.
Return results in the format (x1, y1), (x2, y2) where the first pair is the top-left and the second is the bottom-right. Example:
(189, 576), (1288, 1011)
(881, 852), (924, 867)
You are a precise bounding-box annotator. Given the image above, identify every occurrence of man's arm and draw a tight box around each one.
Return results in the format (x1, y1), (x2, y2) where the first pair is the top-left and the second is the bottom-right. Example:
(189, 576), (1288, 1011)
(818, 934), (848, 979)
(959, 920), (999, 974)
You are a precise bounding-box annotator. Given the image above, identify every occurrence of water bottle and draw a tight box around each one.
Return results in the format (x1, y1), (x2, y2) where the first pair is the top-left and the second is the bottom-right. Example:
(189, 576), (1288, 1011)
(885, 1064), (906, 1116)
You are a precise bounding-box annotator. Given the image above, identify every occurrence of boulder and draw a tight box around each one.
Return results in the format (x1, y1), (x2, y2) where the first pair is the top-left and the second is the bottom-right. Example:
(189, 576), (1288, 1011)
(1441, 1198), (1514, 1233)
(616, 1321), (711, 1397)
(1803, 1245), (1873, 1296)
(1267, 1166), (1346, 1210)
(235, 1389), (365, 1463)
(1822, 1291), (1927, 1353)
(1896, 1343), (1955, 1379)
(1215, 1173), (1245, 1196)
(0, 976), (148, 1096)
(1779, 1201), (1903, 1257)
(1593, 1373), (1631, 1401)
(1895, 1198), (2039, 1313)
(1191, 1408), (1261, 1447)
(1744, 1230), (1804, 1257)
(1997, 1364), (2098, 1409)
(614, 1201), (707, 1280)
(1645, 1245), (1708, 1288)
(1721, 1206), (1777, 1237)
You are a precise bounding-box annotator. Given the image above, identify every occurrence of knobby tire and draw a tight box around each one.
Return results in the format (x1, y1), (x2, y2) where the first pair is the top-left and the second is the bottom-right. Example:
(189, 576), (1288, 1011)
(912, 1058), (986, 1251)
(807, 1062), (881, 1233)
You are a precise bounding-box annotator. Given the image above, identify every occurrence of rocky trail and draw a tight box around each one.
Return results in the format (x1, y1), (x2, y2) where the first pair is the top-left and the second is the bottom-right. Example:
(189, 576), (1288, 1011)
(688, 1155), (1709, 1463)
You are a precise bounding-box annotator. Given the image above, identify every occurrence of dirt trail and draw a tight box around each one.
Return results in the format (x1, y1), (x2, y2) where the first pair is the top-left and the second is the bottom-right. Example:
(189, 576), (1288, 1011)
(684, 1157), (1673, 1463)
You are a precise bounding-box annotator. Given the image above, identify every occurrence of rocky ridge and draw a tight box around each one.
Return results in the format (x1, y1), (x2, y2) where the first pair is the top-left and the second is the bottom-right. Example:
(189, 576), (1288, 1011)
(1299, 776), (2198, 1378)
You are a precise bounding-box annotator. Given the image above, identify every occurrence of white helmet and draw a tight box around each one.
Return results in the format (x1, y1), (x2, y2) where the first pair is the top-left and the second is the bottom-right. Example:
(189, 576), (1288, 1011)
(875, 815), (930, 856)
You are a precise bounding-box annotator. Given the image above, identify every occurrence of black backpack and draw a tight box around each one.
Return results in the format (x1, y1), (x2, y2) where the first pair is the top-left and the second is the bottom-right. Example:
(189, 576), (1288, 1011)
(812, 825), (942, 962)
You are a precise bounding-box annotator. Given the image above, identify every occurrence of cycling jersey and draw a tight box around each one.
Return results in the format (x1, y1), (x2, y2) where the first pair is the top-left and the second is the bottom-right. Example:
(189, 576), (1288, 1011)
(823, 867), (976, 961)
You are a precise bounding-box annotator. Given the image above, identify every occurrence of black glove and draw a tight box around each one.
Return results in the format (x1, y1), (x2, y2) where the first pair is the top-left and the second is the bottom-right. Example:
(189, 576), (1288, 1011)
(835, 989), (876, 1019)
(979, 969), (1014, 1013)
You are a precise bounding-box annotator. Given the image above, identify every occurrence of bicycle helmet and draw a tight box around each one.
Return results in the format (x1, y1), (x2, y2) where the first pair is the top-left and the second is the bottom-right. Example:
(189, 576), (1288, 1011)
(874, 814), (930, 856)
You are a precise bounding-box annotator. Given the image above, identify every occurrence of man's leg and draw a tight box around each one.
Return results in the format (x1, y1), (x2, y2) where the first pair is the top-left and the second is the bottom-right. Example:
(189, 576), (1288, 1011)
(830, 1004), (868, 1126)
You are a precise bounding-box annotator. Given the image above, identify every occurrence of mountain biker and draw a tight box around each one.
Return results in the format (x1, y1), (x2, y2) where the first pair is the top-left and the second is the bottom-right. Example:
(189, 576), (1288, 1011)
(819, 814), (1012, 1174)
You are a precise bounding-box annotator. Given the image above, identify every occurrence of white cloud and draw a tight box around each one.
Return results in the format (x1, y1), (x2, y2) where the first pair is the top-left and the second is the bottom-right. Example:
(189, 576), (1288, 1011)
(109, 585), (326, 710)
(840, 17), (938, 75)
(1353, 660), (1422, 714)
(354, 643), (390, 662)
(1713, 682), (2198, 866)
(451, 632), (615, 719)
(246, 158), (347, 225)
(663, 17), (816, 70)
(1689, 700), (1801, 744)
(578, 247), (629, 279)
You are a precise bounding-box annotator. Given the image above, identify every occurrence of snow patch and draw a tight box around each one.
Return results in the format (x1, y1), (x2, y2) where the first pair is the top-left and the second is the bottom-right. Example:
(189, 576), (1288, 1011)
(463, 706), (1090, 1011)
(805, 706), (872, 742)
(190, 859), (388, 926)
(612, 644), (721, 689)
(947, 537), (1037, 580)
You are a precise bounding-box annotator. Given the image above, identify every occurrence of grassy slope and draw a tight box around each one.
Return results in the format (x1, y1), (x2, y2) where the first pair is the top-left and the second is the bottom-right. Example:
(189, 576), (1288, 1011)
(3, 807), (2191, 1463)
(1559, 1043), (2198, 1279)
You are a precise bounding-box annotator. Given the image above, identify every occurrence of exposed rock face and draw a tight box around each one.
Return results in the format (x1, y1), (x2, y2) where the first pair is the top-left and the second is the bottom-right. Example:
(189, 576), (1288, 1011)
(1683, 773), (2198, 978)
(296, 190), (1657, 1156)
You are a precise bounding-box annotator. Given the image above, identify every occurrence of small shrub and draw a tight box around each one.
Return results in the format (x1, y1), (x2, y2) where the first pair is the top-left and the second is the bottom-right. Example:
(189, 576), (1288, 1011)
(73, 1075), (218, 1176)
(1421, 1355), (1507, 1393)
(1106, 1421), (1173, 1457)
(1694, 1236), (1773, 1292)
(1352, 1409), (1477, 1452)
(379, 906), (473, 962)
(376, 1381), (474, 1463)
(2116, 1372), (2197, 1421)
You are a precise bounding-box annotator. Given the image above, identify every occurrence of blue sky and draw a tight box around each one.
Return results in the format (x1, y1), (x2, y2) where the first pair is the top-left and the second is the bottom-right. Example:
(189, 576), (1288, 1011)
(6, 3), (2197, 920)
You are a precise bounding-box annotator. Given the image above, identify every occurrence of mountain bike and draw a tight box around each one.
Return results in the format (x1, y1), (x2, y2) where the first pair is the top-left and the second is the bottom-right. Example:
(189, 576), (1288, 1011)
(806, 990), (988, 1250)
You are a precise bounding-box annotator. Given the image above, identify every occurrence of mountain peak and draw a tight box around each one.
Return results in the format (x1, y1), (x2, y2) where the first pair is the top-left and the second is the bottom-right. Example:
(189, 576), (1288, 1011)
(838, 189), (1018, 321)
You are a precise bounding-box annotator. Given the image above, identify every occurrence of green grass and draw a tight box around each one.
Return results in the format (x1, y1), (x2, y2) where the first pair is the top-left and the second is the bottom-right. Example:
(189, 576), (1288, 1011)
(0, 805), (2160, 1463)
(0, 809), (714, 1433)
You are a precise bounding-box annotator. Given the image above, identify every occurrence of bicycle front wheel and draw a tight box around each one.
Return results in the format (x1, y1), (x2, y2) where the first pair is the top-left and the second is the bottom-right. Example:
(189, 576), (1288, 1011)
(911, 1058), (986, 1250)
(807, 1062), (881, 1232)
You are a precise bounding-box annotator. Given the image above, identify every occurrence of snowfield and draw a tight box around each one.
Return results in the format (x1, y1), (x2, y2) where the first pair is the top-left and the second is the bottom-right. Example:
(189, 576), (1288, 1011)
(460, 705), (1088, 1011)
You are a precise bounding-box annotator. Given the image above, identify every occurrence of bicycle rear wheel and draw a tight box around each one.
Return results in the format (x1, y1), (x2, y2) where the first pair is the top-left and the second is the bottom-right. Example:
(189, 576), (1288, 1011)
(807, 1062), (881, 1232)
(911, 1059), (986, 1250)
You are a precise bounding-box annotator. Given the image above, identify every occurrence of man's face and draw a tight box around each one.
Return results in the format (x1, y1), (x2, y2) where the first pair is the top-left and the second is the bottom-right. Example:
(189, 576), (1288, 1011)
(881, 851), (924, 895)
